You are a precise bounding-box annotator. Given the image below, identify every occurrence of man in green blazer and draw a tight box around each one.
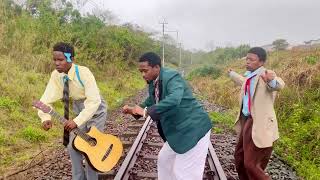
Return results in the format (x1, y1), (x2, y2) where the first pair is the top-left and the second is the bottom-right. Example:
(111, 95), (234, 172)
(123, 52), (212, 180)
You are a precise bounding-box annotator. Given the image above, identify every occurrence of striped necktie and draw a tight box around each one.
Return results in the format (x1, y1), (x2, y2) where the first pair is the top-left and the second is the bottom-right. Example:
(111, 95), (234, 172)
(62, 75), (70, 146)
(154, 78), (160, 104)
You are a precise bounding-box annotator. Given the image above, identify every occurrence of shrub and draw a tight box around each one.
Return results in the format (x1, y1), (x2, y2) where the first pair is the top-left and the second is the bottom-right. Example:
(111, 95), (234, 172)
(187, 66), (222, 80)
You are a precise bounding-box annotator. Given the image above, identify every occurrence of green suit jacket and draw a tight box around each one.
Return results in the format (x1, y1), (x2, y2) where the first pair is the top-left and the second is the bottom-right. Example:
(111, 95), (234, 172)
(140, 68), (212, 154)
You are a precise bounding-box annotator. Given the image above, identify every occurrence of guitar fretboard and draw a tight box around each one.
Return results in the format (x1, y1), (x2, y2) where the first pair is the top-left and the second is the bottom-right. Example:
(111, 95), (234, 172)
(48, 109), (94, 143)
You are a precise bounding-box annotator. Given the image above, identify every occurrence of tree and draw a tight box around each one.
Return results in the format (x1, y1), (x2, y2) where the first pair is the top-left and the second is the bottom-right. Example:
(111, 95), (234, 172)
(91, 7), (119, 25)
(272, 39), (289, 51)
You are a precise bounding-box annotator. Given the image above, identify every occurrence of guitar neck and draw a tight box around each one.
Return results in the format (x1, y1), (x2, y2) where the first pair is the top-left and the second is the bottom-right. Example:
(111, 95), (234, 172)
(48, 110), (67, 124)
(48, 109), (90, 141)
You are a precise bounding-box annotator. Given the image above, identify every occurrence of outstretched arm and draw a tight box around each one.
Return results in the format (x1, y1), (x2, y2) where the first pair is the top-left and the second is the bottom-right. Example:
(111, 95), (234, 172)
(261, 70), (285, 91)
(228, 69), (245, 86)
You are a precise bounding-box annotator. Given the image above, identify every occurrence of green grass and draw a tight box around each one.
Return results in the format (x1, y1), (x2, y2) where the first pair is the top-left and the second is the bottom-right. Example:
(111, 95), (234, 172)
(209, 111), (236, 134)
(0, 128), (7, 146)
(0, 96), (19, 110)
(97, 64), (145, 110)
(275, 90), (320, 179)
(20, 126), (48, 142)
(304, 55), (320, 65)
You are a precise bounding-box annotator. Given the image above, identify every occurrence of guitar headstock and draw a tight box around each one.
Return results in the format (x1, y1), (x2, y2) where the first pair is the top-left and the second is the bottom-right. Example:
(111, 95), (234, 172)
(32, 100), (51, 113)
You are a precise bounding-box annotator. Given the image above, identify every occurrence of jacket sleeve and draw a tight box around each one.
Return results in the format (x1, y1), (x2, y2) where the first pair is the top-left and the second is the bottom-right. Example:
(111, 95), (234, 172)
(131, 84), (156, 120)
(73, 67), (101, 126)
(129, 88), (154, 120)
(266, 76), (285, 91)
(147, 74), (184, 121)
(229, 71), (245, 86)
(130, 96), (153, 120)
(140, 96), (153, 108)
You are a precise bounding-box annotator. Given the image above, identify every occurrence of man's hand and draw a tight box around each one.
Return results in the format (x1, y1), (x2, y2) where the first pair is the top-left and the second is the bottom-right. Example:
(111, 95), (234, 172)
(42, 120), (52, 131)
(122, 105), (134, 114)
(64, 120), (77, 132)
(123, 105), (144, 116)
(132, 105), (144, 116)
(260, 70), (276, 83)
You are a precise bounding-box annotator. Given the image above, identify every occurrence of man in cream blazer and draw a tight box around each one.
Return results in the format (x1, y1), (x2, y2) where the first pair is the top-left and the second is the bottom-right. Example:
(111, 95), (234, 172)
(228, 47), (285, 180)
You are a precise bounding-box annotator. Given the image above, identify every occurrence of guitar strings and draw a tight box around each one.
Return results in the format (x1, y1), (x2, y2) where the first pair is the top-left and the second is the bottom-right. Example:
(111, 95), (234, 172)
(50, 111), (94, 144)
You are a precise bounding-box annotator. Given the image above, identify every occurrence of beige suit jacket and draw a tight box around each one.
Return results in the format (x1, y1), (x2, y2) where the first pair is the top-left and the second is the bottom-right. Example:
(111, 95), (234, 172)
(229, 67), (285, 148)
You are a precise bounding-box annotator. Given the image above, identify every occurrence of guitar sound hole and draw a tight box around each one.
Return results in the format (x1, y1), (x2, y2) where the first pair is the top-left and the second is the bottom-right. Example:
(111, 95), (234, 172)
(102, 144), (113, 161)
(89, 138), (97, 146)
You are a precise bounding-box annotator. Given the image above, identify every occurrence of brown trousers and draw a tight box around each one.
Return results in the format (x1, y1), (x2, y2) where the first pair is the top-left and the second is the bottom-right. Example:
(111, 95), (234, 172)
(234, 116), (273, 180)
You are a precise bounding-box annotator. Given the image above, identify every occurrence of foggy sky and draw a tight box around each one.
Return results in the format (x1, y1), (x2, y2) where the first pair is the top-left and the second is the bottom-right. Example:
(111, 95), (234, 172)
(87, 0), (320, 50)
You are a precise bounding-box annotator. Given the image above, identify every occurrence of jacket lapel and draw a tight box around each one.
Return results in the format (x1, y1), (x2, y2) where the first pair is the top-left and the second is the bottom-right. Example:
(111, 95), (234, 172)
(159, 80), (163, 101)
(240, 83), (245, 105)
(149, 81), (156, 104)
(252, 66), (266, 97)
(159, 68), (164, 101)
(239, 66), (265, 103)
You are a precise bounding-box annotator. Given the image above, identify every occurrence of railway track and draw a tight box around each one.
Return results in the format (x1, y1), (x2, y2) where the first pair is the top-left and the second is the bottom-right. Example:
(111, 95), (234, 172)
(99, 117), (227, 180)
(3, 89), (298, 180)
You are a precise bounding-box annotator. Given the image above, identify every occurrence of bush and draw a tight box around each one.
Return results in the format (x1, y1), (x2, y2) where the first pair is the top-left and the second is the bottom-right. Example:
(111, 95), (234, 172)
(187, 66), (222, 80)
(276, 90), (320, 179)
(304, 55), (319, 65)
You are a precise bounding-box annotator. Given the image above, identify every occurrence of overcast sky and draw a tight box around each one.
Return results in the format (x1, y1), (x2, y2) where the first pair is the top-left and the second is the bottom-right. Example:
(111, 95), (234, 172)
(85, 0), (320, 50)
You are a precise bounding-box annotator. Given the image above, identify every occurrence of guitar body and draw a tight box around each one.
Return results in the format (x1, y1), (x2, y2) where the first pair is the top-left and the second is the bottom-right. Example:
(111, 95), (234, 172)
(33, 100), (123, 173)
(73, 126), (123, 172)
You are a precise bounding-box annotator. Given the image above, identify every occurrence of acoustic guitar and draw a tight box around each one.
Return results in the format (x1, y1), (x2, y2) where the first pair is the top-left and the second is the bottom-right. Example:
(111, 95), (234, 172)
(33, 100), (123, 172)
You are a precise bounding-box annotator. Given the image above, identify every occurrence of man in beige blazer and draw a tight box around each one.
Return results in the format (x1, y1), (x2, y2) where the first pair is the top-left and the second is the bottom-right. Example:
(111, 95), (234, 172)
(228, 47), (285, 180)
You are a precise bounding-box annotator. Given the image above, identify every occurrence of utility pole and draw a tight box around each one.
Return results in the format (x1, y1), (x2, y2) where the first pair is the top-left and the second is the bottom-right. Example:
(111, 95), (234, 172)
(165, 30), (180, 67)
(165, 30), (179, 45)
(159, 19), (168, 67)
(179, 43), (182, 67)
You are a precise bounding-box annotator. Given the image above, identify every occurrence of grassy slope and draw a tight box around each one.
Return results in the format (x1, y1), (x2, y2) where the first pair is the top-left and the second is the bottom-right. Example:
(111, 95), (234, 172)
(190, 49), (320, 180)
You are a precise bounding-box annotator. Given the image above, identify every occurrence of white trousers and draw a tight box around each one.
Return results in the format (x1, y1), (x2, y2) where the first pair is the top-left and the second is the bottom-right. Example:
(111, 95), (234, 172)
(157, 130), (211, 180)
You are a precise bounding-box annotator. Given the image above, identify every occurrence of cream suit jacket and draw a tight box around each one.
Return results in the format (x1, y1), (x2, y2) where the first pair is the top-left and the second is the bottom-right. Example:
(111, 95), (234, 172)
(229, 67), (285, 148)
